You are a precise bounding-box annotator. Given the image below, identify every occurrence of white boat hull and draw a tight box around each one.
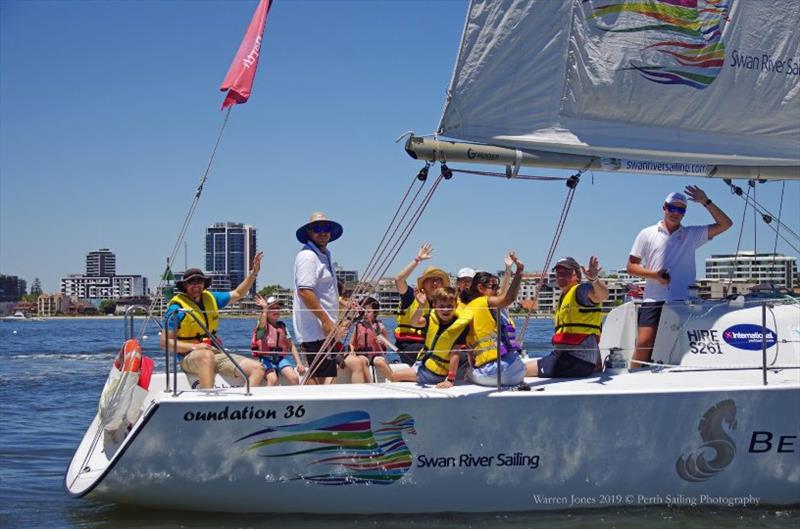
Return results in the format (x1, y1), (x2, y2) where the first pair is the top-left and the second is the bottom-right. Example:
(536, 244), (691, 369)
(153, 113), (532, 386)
(66, 298), (800, 512)
(67, 369), (799, 513)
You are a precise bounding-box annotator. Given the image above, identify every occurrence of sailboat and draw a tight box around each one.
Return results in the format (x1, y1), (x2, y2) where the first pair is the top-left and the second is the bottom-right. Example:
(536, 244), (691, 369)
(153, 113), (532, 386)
(66, 0), (799, 512)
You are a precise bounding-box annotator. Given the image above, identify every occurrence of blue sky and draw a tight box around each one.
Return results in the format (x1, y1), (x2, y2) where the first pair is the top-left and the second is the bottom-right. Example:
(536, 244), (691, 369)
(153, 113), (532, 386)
(1, 0), (797, 293)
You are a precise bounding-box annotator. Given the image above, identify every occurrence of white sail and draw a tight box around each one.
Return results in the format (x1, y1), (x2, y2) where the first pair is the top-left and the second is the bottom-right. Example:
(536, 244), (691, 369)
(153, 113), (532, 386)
(439, 0), (800, 172)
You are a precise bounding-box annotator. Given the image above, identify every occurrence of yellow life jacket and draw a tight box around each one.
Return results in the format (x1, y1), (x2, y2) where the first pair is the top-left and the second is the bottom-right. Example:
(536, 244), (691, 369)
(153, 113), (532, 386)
(168, 291), (219, 341)
(394, 289), (428, 343)
(552, 283), (603, 345)
(465, 296), (501, 367)
(422, 310), (470, 375)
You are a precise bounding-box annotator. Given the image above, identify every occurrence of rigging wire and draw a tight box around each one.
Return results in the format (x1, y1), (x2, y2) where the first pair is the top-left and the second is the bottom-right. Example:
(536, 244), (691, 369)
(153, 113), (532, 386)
(518, 167), (588, 340)
(772, 181), (786, 270)
(139, 106), (234, 338)
(302, 168), (448, 384)
(724, 179), (800, 254)
(74, 108), (237, 482)
(726, 183), (751, 289)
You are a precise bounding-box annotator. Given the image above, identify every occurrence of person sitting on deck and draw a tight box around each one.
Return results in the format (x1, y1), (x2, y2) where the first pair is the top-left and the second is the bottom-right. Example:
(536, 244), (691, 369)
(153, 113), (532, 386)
(460, 253), (526, 387)
(381, 286), (469, 386)
(251, 294), (306, 386)
(524, 256), (609, 378)
(161, 253), (266, 389)
(393, 243), (450, 366)
(349, 297), (391, 383)
(455, 267), (475, 310)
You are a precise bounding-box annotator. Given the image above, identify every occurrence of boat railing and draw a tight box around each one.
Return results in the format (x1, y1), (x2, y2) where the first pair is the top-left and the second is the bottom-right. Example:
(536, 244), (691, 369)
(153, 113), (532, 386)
(163, 308), (251, 397)
(122, 304), (149, 341)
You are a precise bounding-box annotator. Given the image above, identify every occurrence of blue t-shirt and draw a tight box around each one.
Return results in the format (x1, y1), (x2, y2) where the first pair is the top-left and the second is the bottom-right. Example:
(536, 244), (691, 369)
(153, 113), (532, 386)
(165, 291), (231, 329)
(574, 283), (596, 308)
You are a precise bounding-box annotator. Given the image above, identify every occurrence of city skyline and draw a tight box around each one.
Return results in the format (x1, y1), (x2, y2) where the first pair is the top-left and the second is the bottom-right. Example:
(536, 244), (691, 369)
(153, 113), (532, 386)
(1, 1), (797, 294)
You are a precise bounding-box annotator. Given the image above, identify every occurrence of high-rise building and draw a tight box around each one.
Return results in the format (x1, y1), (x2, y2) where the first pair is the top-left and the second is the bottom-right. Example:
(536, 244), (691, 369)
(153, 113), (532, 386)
(86, 248), (116, 277)
(704, 251), (797, 289)
(205, 222), (257, 296)
(61, 248), (147, 301)
(0, 275), (27, 302)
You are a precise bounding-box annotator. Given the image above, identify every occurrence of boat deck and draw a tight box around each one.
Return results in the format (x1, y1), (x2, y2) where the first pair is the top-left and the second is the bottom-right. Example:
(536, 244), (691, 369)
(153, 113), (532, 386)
(154, 366), (800, 404)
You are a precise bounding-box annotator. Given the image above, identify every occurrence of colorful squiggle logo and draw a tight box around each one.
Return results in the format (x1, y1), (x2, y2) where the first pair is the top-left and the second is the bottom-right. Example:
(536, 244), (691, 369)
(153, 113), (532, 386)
(236, 411), (416, 485)
(586, 0), (730, 89)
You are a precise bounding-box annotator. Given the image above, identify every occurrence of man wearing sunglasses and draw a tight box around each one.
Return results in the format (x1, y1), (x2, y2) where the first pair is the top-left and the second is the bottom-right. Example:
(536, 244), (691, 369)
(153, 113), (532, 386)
(162, 252), (265, 389)
(627, 186), (732, 368)
(293, 212), (345, 384)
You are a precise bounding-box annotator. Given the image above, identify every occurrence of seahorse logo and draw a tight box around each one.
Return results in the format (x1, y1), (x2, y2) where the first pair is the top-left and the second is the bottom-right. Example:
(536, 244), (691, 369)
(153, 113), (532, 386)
(584, 0), (731, 89)
(676, 399), (737, 482)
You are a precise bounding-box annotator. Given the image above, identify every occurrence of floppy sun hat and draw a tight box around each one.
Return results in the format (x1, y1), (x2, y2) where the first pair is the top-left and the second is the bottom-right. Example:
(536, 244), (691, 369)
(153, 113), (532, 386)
(416, 267), (451, 291)
(296, 212), (344, 244)
(176, 268), (212, 292)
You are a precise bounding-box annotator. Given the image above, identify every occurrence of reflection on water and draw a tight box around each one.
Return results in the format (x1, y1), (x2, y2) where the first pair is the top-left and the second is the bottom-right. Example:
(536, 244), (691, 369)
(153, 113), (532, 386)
(0, 319), (797, 529)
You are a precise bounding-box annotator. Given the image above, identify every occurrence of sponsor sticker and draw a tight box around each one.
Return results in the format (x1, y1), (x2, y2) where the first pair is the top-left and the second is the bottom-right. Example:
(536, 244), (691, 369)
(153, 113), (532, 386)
(722, 324), (777, 351)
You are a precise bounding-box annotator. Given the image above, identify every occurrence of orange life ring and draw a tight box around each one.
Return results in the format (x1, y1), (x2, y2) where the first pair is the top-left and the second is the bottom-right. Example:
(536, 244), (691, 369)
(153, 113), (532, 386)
(114, 339), (142, 373)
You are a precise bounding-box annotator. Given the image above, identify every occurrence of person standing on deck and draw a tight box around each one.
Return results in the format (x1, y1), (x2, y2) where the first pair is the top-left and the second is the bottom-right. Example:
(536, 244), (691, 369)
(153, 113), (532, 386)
(525, 256), (608, 378)
(627, 186), (733, 368)
(292, 212), (356, 384)
(161, 253), (265, 390)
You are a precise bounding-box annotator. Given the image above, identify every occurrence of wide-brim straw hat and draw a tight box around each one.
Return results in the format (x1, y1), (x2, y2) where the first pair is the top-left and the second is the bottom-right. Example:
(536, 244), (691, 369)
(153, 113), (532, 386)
(176, 268), (212, 292)
(416, 267), (450, 291)
(296, 212), (344, 244)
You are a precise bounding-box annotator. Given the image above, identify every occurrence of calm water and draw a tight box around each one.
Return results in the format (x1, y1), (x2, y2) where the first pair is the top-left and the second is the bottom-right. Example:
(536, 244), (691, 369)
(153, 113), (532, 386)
(0, 318), (796, 529)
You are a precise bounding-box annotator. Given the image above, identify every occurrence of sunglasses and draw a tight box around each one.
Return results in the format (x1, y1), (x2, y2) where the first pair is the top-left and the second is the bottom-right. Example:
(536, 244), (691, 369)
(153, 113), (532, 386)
(665, 204), (686, 215)
(482, 282), (499, 290)
(186, 277), (206, 285)
(310, 223), (332, 234)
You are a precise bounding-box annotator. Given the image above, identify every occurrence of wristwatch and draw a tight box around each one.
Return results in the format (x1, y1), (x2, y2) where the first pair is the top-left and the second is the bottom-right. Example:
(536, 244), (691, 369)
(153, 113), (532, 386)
(704, 198), (712, 206)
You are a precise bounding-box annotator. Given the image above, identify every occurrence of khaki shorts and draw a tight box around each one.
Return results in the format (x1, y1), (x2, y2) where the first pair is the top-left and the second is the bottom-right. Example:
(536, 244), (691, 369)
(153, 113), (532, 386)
(180, 349), (251, 378)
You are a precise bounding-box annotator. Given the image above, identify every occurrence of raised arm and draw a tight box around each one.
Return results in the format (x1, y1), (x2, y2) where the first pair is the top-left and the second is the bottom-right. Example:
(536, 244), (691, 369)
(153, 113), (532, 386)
(685, 185), (733, 239)
(230, 251), (263, 303)
(581, 256), (609, 304)
(497, 252), (514, 296)
(395, 243), (432, 295)
(488, 252), (524, 309)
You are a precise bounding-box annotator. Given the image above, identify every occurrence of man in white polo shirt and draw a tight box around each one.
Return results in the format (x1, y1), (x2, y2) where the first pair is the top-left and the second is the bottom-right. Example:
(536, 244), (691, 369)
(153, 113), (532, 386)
(293, 212), (343, 384)
(627, 185), (732, 368)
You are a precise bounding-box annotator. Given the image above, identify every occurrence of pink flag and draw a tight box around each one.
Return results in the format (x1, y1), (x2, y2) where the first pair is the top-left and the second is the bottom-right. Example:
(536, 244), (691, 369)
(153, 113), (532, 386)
(219, 0), (273, 109)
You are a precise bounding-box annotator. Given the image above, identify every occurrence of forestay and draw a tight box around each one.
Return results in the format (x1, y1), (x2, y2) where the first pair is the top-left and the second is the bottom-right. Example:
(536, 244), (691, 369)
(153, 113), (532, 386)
(439, 0), (800, 173)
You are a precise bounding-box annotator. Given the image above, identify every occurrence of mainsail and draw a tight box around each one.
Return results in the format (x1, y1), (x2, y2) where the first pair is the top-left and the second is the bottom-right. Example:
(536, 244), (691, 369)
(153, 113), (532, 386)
(422, 0), (799, 179)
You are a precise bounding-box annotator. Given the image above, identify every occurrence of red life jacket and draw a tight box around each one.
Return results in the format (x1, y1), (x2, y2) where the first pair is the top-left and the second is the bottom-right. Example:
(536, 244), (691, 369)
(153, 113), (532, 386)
(252, 321), (291, 356)
(353, 320), (385, 355)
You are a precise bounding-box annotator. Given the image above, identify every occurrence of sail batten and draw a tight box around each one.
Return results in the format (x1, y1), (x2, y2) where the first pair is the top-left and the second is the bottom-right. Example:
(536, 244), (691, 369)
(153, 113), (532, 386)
(438, 0), (800, 175)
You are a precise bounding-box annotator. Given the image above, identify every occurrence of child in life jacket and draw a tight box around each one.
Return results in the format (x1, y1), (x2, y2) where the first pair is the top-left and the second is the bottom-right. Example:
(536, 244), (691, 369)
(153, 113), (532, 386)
(252, 295), (306, 386)
(385, 287), (469, 388)
(349, 297), (391, 383)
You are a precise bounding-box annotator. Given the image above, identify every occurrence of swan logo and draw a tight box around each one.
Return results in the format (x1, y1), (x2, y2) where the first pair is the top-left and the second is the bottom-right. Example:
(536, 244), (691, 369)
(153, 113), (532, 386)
(237, 410), (416, 485)
(584, 0), (731, 89)
(676, 399), (737, 482)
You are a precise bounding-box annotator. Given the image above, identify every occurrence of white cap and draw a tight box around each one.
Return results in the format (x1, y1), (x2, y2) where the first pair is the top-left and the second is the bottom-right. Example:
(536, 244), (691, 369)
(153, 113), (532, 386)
(457, 267), (476, 279)
(266, 296), (281, 307)
(664, 192), (687, 205)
